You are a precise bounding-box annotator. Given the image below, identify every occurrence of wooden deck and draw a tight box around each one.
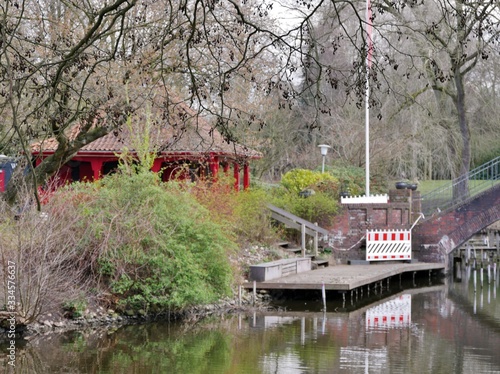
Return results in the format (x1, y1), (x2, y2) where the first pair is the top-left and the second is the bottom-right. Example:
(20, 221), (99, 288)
(243, 262), (445, 292)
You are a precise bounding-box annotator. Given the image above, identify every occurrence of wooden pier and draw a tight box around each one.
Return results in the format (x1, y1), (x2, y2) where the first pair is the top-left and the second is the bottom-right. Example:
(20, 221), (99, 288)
(243, 262), (445, 292)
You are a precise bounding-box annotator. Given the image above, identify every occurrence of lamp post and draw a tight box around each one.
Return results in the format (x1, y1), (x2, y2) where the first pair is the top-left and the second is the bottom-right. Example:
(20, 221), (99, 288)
(318, 144), (331, 173)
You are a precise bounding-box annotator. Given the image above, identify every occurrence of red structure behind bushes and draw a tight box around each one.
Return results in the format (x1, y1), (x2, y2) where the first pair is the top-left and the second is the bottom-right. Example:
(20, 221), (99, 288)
(31, 100), (261, 190)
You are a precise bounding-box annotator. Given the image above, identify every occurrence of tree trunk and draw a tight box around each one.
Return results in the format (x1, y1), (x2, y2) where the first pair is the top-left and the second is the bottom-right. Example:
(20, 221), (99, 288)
(452, 63), (470, 201)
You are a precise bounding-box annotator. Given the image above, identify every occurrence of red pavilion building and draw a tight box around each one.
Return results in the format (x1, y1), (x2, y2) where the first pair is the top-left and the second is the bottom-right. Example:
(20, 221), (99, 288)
(31, 99), (261, 190)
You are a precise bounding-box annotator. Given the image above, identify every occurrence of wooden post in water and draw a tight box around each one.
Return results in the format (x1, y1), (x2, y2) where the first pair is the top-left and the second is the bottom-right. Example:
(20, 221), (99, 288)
(481, 266), (484, 288)
(322, 283), (326, 311)
(301, 317), (305, 346)
(253, 281), (256, 305)
(473, 269), (477, 292)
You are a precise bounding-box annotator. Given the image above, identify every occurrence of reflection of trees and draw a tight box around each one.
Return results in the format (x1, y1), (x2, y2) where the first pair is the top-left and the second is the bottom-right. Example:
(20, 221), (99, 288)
(413, 290), (500, 371)
(9, 323), (233, 373)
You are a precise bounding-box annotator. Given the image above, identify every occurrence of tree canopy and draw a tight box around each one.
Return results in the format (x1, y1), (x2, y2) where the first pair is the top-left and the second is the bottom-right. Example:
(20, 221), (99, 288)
(1, 0), (499, 204)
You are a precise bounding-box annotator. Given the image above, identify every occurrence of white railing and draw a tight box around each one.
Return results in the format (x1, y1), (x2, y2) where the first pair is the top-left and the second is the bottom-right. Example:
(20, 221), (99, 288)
(366, 229), (412, 261)
(341, 194), (389, 204)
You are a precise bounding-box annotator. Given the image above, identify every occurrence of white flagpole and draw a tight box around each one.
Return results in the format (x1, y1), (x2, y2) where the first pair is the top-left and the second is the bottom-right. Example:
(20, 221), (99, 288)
(365, 67), (370, 197)
(365, 0), (372, 197)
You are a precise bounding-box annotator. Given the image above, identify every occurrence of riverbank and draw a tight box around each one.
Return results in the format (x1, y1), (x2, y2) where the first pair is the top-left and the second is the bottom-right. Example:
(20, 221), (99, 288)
(1, 244), (286, 342)
(1, 289), (273, 343)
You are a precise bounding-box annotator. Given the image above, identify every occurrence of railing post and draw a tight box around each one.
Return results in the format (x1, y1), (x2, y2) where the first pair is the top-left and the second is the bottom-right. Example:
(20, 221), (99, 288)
(301, 223), (306, 257)
(314, 222), (318, 257)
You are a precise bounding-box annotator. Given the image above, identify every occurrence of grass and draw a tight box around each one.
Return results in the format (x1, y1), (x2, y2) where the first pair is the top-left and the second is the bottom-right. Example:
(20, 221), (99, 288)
(416, 179), (500, 196)
(416, 180), (449, 195)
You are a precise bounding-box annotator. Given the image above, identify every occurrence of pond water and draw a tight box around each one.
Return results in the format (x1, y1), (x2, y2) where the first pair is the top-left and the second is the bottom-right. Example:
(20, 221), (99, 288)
(2, 265), (500, 373)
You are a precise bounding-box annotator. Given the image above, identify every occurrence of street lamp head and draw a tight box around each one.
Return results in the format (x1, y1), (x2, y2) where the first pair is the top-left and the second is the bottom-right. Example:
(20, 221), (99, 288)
(318, 144), (331, 156)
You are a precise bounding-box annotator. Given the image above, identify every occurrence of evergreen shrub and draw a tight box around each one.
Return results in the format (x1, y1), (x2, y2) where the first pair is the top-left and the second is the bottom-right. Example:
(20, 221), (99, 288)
(69, 170), (235, 311)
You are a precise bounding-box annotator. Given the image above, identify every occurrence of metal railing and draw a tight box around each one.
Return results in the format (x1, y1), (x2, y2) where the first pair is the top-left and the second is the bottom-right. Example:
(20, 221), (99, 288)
(421, 156), (500, 217)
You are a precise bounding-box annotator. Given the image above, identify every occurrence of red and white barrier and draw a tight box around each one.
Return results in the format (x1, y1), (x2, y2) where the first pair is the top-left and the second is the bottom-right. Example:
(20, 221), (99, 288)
(366, 229), (411, 261)
(366, 294), (411, 329)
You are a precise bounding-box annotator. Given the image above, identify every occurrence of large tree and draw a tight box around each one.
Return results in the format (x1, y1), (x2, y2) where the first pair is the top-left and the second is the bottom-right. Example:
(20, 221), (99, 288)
(375, 0), (500, 178)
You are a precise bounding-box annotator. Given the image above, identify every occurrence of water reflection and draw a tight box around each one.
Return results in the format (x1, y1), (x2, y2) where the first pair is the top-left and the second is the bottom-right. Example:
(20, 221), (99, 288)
(365, 294), (411, 328)
(2, 266), (500, 373)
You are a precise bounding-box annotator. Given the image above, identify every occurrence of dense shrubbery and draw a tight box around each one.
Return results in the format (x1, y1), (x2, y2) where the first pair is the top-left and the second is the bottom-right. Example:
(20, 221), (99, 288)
(188, 175), (276, 245)
(70, 171), (237, 312)
(0, 165), (282, 320)
(280, 169), (337, 194)
(1, 172), (248, 320)
(269, 169), (341, 227)
(269, 166), (386, 227)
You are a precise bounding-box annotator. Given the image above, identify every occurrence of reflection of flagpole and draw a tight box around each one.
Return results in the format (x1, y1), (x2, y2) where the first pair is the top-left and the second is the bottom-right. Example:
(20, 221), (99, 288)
(365, 0), (372, 197)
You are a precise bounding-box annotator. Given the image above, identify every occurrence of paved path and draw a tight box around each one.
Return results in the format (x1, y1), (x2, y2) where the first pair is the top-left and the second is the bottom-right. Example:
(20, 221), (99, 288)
(243, 262), (445, 291)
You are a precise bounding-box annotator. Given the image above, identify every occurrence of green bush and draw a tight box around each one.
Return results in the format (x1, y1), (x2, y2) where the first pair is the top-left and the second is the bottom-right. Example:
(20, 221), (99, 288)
(280, 169), (336, 194)
(271, 189), (339, 227)
(232, 188), (276, 244)
(69, 170), (235, 311)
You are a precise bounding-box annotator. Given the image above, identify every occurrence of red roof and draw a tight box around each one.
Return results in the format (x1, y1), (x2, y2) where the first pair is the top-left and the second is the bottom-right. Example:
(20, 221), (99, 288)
(32, 99), (261, 160)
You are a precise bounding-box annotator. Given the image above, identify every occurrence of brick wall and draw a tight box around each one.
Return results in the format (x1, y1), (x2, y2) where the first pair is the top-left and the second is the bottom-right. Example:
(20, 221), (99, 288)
(326, 189), (420, 262)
